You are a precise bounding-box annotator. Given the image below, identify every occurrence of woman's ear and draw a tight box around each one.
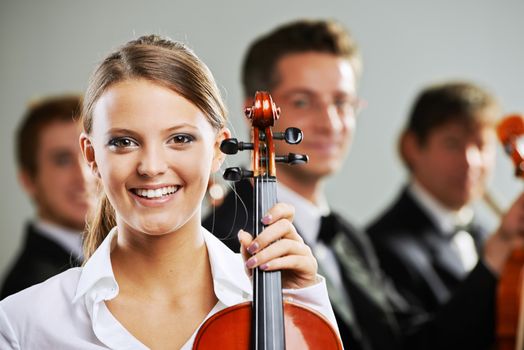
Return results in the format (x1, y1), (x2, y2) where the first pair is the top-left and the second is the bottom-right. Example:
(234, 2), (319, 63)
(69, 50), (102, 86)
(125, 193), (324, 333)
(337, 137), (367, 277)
(211, 127), (231, 173)
(79, 133), (100, 178)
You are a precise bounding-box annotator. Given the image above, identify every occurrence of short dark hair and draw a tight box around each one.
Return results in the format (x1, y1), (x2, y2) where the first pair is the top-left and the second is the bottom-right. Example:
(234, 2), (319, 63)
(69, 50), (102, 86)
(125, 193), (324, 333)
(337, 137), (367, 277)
(241, 19), (361, 98)
(16, 94), (82, 177)
(405, 81), (499, 144)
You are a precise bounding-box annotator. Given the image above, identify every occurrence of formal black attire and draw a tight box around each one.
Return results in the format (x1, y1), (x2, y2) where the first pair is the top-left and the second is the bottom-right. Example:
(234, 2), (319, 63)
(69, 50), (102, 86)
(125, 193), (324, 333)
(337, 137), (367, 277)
(0, 223), (81, 299)
(366, 186), (497, 347)
(203, 179), (497, 350)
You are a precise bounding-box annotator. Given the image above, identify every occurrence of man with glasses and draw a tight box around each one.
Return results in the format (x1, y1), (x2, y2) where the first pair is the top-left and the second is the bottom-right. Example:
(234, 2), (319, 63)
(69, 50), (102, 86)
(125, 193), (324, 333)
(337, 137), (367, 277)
(204, 19), (402, 350)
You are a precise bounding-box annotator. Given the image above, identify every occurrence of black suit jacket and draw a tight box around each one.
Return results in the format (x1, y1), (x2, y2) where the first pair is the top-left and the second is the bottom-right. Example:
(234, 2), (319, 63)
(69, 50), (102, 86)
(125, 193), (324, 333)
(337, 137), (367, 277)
(204, 180), (498, 350)
(0, 223), (81, 299)
(366, 187), (497, 347)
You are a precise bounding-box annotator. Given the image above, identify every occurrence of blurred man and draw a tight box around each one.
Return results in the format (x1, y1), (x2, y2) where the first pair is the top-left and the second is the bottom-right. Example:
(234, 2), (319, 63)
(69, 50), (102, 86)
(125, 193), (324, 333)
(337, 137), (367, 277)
(367, 82), (500, 312)
(203, 19), (397, 349)
(204, 20), (524, 350)
(1, 95), (91, 298)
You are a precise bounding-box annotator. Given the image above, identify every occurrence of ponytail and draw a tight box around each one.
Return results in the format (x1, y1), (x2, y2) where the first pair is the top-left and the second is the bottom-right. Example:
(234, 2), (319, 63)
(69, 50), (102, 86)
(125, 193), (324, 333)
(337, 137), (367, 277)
(83, 192), (116, 261)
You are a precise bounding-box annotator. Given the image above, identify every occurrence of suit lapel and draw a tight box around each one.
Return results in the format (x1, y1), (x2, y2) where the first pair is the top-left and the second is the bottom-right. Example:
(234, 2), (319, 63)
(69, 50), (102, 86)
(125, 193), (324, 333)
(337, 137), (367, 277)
(332, 232), (392, 313)
(316, 257), (361, 334)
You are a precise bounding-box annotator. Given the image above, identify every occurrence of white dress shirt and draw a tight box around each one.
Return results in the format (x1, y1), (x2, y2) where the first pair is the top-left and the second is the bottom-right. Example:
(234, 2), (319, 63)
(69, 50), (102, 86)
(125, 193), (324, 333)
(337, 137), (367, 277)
(408, 180), (478, 272)
(0, 226), (337, 349)
(276, 184), (346, 301)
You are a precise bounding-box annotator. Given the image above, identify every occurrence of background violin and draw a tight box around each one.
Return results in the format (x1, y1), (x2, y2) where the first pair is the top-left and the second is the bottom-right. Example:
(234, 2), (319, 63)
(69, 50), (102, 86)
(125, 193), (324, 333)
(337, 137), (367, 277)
(193, 91), (343, 349)
(495, 113), (524, 350)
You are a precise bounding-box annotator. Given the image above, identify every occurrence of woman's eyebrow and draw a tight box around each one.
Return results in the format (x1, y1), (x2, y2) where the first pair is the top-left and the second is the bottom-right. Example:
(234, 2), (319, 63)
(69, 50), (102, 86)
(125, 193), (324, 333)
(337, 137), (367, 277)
(105, 123), (200, 137)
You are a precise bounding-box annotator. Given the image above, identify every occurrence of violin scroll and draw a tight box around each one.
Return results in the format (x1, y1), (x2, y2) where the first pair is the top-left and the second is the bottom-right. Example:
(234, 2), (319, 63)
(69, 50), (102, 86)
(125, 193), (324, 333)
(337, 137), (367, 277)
(221, 91), (308, 181)
(496, 114), (524, 177)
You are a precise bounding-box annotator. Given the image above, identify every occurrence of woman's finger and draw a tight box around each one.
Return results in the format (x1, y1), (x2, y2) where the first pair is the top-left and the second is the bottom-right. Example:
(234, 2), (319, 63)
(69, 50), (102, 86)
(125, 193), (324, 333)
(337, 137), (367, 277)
(246, 219), (303, 255)
(245, 238), (310, 270)
(260, 202), (295, 226)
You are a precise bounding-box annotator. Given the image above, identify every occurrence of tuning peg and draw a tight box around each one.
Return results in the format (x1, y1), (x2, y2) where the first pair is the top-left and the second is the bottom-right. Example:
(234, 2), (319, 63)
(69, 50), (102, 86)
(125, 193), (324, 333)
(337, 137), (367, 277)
(220, 138), (254, 155)
(244, 107), (253, 119)
(273, 127), (303, 144)
(275, 153), (309, 165)
(223, 167), (254, 182)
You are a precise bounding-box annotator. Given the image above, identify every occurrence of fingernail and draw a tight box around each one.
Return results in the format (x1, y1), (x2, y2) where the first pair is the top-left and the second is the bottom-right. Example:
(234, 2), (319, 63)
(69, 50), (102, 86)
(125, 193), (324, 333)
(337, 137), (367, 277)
(247, 242), (259, 254)
(260, 263), (269, 270)
(246, 256), (257, 268)
(261, 214), (272, 225)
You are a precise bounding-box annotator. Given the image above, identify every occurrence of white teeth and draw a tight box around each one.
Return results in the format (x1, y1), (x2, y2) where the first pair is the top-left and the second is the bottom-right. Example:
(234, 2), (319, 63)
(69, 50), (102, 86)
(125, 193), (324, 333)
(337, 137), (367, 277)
(134, 186), (178, 199)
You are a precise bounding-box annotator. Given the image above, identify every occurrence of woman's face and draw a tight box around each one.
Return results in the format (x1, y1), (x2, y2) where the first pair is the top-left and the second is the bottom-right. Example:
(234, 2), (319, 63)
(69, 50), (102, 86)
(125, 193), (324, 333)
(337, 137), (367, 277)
(82, 78), (227, 236)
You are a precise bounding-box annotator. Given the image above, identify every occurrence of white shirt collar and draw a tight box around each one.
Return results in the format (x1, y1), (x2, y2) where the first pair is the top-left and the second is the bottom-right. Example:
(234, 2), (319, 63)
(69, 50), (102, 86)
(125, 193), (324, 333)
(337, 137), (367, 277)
(408, 179), (474, 235)
(276, 183), (329, 244)
(34, 219), (83, 259)
(74, 226), (251, 305)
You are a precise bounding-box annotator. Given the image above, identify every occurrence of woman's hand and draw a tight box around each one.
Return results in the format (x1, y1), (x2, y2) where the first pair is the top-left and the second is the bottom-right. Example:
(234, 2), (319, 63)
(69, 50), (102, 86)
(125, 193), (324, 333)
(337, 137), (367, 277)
(238, 202), (319, 289)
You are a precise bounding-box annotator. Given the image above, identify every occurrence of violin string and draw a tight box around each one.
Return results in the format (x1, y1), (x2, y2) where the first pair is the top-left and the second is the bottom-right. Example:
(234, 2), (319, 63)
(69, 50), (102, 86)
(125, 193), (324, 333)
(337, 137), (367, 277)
(263, 129), (269, 349)
(254, 127), (260, 350)
(269, 129), (277, 350)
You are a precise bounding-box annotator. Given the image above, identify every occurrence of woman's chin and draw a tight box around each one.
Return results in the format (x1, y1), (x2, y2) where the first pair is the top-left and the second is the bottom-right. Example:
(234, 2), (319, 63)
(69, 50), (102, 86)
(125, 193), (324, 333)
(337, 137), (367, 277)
(133, 220), (181, 237)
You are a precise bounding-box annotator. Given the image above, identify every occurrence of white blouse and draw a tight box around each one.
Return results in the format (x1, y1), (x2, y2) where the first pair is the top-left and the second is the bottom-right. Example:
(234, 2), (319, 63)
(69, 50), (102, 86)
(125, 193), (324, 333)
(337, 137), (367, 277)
(0, 227), (338, 349)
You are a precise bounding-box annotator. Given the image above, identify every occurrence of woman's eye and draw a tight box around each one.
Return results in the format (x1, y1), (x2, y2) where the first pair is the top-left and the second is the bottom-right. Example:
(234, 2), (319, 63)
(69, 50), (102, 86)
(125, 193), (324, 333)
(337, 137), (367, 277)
(108, 137), (138, 149)
(170, 134), (195, 144)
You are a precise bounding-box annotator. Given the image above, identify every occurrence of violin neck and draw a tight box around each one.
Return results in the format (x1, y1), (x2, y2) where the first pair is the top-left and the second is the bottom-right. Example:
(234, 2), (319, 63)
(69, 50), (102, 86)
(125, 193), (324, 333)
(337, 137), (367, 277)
(253, 176), (285, 349)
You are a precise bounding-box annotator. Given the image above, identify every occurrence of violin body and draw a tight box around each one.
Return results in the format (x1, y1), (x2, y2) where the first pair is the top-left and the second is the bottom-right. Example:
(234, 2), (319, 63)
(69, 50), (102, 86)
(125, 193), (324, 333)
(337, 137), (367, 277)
(497, 249), (524, 350)
(193, 302), (343, 349)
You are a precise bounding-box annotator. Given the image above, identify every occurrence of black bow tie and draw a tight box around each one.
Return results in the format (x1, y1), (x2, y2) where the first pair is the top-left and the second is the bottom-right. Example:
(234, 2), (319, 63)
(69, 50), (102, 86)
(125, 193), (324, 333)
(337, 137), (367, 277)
(317, 213), (339, 245)
(446, 221), (480, 240)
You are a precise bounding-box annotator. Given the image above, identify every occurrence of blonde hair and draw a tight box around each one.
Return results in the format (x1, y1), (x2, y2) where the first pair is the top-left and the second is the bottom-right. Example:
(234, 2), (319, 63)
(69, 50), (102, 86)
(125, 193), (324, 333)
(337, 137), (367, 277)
(82, 35), (227, 260)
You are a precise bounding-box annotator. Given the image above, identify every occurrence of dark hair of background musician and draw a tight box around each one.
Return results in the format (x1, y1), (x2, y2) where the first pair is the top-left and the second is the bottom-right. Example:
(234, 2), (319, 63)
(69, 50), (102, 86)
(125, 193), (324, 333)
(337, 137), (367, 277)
(241, 18), (362, 98)
(404, 81), (499, 144)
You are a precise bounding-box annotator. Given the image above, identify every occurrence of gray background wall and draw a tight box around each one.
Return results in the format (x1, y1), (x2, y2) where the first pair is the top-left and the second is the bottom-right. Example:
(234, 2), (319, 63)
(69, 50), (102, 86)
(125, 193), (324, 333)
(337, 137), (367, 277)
(1, 0), (522, 278)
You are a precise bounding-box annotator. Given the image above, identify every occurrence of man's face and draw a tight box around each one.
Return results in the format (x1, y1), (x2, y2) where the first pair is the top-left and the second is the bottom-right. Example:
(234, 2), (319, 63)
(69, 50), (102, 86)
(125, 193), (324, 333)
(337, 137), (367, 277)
(263, 52), (358, 183)
(22, 120), (91, 230)
(409, 118), (497, 210)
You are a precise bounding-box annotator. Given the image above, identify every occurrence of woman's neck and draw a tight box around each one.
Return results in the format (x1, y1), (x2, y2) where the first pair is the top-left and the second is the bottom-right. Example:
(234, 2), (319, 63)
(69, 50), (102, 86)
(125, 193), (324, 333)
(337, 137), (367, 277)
(106, 217), (218, 349)
(110, 217), (210, 299)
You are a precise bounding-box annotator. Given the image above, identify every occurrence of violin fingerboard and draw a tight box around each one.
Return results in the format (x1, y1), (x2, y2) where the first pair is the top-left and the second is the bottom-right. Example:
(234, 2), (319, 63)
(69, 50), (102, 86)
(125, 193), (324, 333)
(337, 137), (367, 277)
(253, 177), (285, 349)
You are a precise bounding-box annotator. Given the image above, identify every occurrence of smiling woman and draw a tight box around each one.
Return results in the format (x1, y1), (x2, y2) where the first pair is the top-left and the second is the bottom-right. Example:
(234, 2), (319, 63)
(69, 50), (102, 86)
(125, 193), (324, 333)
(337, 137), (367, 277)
(0, 35), (338, 349)
(83, 79), (223, 241)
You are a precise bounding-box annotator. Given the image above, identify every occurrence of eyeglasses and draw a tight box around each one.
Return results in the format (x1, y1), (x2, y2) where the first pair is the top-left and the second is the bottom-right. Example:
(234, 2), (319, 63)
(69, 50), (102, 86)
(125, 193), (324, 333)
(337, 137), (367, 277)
(279, 93), (366, 116)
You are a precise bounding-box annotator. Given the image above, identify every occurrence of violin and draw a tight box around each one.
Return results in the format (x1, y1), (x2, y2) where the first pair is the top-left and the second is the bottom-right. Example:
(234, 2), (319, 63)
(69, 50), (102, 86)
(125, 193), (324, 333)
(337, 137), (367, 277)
(495, 114), (524, 350)
(193, 91), (343, 349)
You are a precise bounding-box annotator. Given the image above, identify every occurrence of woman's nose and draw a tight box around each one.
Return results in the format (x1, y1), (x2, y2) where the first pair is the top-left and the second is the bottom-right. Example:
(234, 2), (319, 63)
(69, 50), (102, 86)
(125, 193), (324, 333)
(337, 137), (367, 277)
(137, 147), (168, 177)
